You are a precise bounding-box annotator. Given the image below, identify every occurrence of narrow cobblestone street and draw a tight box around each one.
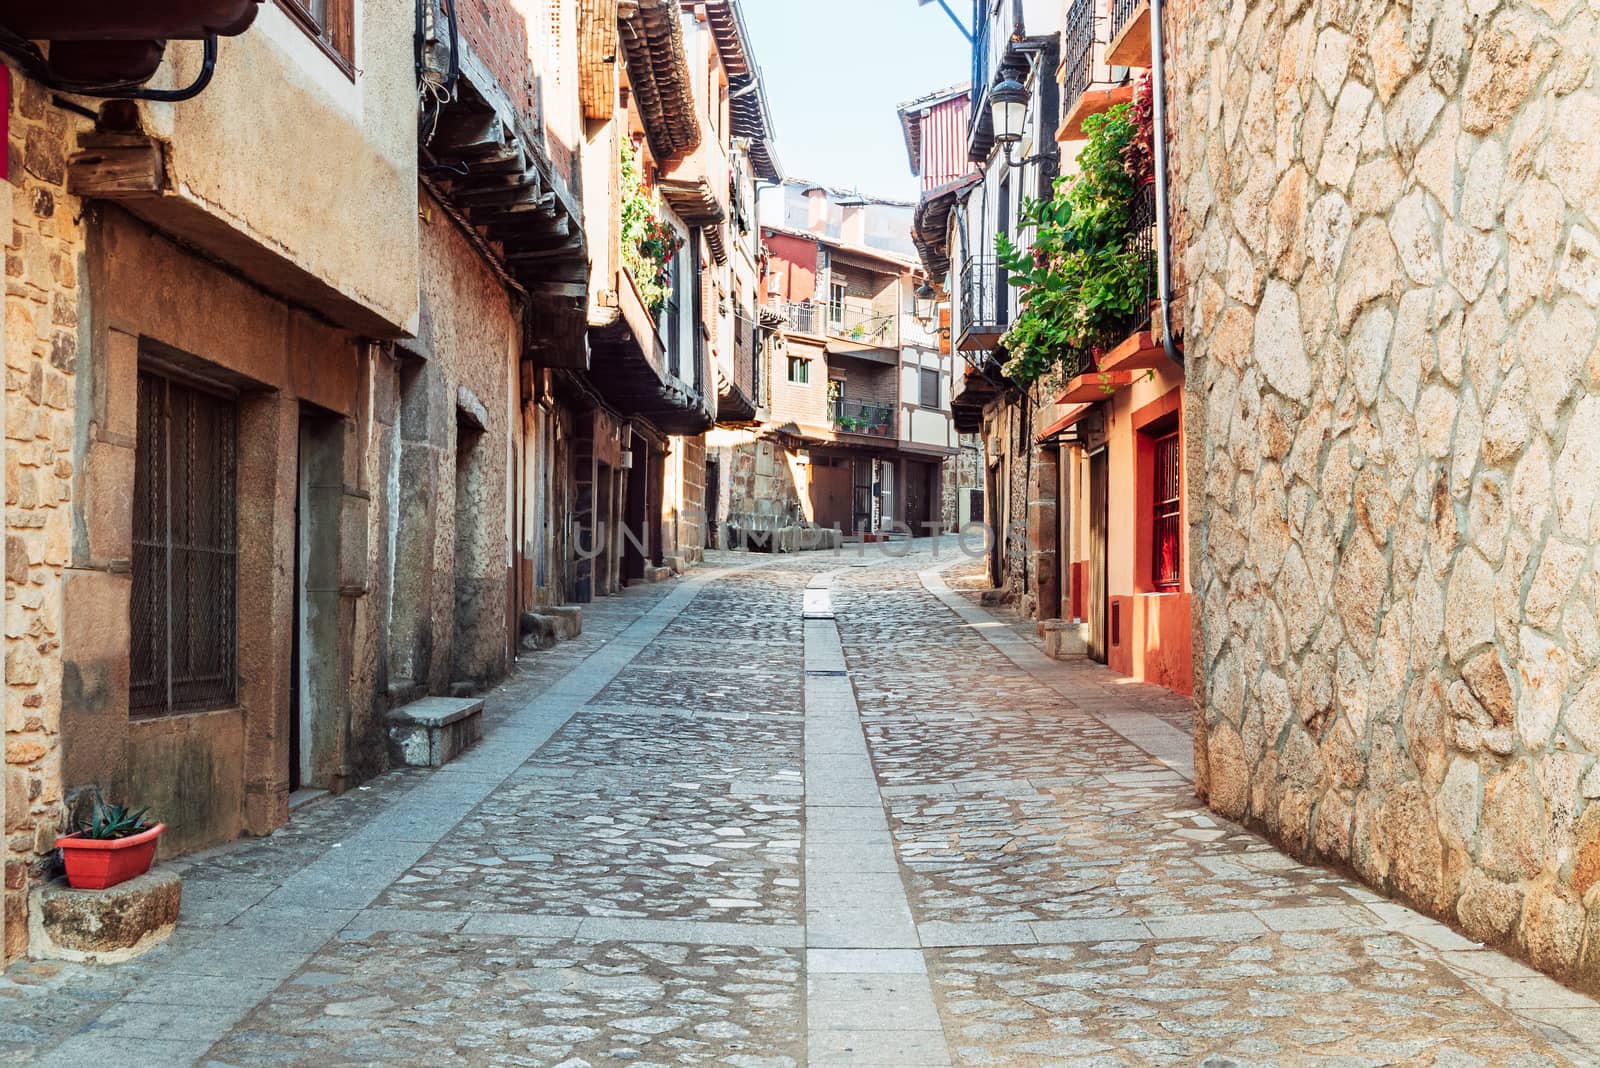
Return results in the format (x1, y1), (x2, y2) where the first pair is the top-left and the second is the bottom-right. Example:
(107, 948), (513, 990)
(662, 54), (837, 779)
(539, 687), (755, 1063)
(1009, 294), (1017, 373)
(8, 542), (1600, 1066)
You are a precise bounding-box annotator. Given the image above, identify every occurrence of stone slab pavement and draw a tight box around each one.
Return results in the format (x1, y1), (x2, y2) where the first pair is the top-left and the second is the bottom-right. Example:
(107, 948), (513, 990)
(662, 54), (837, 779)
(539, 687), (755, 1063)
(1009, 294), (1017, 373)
(3, 539), (1599, 1066)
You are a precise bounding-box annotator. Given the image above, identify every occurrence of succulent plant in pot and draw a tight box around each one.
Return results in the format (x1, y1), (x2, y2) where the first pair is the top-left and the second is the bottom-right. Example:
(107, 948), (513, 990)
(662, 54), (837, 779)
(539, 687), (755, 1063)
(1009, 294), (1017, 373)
(56, 792), (166, 890)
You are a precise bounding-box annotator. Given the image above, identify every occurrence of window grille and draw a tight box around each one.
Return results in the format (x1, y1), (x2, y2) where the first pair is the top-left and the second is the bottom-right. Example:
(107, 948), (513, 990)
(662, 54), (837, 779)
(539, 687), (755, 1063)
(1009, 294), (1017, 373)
(130, 369), (239, 716)
(1152, 432), (1181, 589)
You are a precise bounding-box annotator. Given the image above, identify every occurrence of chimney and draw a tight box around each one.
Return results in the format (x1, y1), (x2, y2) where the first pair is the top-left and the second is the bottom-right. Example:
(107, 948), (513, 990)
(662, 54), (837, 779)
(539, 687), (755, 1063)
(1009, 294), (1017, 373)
(804, 188), (828, 234)
(841, 204), (866, 246)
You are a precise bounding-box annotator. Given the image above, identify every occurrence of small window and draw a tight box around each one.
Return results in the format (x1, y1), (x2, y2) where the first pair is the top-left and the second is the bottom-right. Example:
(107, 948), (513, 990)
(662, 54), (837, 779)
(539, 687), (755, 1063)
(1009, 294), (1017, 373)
(787, 355), (810, 384)
(280, 0), (355, 75)
(131, 369), (239, 716)
(1152, 432), (1181, 589)
(919, 368), (940, 408)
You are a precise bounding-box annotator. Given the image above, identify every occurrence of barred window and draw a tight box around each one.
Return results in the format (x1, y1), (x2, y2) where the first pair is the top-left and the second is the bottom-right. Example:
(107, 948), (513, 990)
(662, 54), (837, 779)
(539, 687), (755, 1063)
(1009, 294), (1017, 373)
(131, 369), (239, 716)
(1152, 432), (1181, 590)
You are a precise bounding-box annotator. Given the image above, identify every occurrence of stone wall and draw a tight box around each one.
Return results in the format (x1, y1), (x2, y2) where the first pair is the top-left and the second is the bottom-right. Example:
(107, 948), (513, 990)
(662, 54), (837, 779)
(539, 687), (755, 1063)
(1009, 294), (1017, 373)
(984, 394), (1047, 608)
(1178, 0), (1600, 983)
(4, 78), (85, 962)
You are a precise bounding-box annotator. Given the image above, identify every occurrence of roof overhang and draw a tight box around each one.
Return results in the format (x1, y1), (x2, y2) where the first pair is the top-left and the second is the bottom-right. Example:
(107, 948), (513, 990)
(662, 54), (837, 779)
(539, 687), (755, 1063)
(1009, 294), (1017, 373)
(619, 0), (702, 164)
(913, 172), (982, 279)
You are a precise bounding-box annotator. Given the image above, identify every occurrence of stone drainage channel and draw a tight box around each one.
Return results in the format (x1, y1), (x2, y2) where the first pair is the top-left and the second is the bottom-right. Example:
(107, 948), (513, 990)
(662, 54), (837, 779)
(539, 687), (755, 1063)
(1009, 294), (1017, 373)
(803, 569), (951, 1065)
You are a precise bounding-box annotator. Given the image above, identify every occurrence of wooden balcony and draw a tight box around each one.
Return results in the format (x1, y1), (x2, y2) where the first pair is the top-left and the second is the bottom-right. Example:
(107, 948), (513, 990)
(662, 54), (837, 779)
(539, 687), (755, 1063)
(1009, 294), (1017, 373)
(1056, 0), (1135, 142)
(1106, 0), (1152, 68)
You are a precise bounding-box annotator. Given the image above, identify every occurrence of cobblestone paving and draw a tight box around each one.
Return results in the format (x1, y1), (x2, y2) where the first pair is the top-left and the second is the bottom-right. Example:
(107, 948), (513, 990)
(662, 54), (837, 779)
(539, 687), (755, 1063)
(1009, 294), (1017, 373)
(7, 545), (1599, 1067)
(205, 932), (803, 1067)
(929, 933), (1560, 1067)
(372, 714), (803, 923)
(832, 556), (1580, 1065)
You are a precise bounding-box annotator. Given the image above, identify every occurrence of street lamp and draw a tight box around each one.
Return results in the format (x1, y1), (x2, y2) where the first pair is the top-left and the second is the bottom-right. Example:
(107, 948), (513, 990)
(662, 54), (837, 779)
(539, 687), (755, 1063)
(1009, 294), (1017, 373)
(989, 77), (1028, 158)
(914, 282), (937, 323)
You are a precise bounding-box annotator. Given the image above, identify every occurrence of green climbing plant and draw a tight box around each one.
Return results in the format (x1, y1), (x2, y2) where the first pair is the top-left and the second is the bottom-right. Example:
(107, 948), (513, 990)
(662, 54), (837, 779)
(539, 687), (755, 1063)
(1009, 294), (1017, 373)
(620, 140), (679, 314)
(995, 99), (1153, 385)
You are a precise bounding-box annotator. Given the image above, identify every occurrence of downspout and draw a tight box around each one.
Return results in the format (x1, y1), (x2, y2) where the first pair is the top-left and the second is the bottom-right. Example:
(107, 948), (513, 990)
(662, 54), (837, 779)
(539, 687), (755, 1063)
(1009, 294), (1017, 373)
(1148, 0), (1180, 366)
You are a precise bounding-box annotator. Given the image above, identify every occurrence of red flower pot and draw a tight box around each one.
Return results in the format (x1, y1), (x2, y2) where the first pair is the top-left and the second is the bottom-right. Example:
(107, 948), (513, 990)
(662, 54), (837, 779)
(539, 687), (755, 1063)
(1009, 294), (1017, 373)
(57, 823), (166, 890)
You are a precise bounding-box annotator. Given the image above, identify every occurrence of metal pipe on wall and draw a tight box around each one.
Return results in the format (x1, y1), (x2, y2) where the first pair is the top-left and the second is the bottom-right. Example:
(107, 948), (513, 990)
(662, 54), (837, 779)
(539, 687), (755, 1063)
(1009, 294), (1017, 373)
(1148, 0), (1180, 366)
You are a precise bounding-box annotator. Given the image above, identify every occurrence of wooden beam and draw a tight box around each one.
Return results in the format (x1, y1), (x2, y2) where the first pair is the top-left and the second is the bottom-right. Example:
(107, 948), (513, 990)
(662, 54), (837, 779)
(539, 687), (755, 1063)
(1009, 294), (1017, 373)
(66, 134), (164, 199)
(432, 111), (507, 156)
(506, 239), (586, 265)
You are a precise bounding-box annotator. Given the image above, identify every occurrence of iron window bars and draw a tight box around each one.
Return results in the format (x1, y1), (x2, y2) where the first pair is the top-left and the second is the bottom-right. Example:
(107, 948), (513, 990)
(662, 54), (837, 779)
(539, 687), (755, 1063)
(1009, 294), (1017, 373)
(130, 368), (239, 716)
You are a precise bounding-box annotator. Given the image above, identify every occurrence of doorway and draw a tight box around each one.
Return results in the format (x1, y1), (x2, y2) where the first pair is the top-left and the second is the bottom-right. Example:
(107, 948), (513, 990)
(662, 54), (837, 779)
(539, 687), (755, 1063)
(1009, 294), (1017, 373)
(294, 408), (345, 792)
(851, 459), (874, 534)
(1087, 448), (1109, 664)
(624, 438), (649, 583)
(810, 459), (852, 532)
(705, 457), (721, 549)
(905, 460), (935, 535)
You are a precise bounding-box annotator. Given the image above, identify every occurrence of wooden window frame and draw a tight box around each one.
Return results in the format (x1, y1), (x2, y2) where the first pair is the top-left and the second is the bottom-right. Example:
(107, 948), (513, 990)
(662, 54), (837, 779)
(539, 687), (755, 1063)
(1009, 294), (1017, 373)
(278, 0), (356, 79)
(918, 367), (940, 409)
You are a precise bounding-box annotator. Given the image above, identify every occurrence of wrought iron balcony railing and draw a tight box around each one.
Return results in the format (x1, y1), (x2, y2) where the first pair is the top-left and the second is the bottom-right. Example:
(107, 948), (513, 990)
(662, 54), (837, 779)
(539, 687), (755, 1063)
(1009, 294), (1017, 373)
(830, 398), (896, 439)
(958, 255), (1010, 346)
(1062, 0), (1096, 119)
(768, 299), (898, 348)
(825, 303), (898, 347)
(1110, 0), (1141, 50)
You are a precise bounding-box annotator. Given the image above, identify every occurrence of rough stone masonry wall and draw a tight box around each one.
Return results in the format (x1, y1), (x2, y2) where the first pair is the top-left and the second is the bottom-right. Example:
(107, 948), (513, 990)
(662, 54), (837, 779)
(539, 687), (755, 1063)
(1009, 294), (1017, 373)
(4, 78), (82, 961)
(1178, 0), (1600, 983)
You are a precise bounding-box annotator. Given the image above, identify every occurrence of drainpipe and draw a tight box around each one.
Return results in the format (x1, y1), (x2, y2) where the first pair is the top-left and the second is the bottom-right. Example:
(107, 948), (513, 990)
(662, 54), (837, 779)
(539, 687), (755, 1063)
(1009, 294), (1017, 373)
(1148, 0), (1180, 366)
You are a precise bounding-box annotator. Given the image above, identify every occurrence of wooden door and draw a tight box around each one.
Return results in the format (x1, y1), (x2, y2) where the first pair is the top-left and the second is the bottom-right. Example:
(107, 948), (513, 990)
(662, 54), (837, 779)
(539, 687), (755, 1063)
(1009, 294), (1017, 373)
(810, 461), (852, 531)
(1087, 448), (1109, 664)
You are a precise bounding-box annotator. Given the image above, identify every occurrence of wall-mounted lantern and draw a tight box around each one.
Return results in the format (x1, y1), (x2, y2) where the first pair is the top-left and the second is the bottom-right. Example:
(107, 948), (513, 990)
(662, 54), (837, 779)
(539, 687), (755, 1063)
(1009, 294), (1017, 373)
(989, 77), (1028, 153)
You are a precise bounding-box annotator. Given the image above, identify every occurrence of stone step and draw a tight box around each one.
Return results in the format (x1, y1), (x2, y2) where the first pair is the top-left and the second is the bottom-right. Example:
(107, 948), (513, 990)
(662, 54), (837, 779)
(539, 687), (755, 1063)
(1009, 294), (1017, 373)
(386, 696), (485, 768)
(519, 605), (583, 650)
(30, 870), (180, 964)
(1039, 618), (1090, 660)
(643, 565), (675, 583)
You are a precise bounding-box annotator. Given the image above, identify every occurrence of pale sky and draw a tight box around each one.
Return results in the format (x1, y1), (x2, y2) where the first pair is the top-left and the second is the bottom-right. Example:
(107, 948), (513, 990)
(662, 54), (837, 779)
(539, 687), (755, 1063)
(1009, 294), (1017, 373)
(741, 0), (972, 201)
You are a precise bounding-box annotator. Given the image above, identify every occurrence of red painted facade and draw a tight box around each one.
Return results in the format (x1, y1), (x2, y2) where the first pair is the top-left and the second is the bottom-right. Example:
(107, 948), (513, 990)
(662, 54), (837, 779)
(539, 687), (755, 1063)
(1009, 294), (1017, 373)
(763, 231), (818, 304)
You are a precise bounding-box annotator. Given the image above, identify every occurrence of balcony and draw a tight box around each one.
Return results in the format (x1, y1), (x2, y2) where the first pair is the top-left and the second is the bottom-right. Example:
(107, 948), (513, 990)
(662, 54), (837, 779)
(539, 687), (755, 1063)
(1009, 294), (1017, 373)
(658, 115), (732, 265)
(589, 265), (713, 436)
(830, 398), (896, 440)
(1107, 0), (1152, 68)
(716, 305), (759, 425)
(1058, 0), (1135, 141)
(956, 255), (1009, 351)
(768, 300), (900, 354)
(1052, 184), (1177, 399)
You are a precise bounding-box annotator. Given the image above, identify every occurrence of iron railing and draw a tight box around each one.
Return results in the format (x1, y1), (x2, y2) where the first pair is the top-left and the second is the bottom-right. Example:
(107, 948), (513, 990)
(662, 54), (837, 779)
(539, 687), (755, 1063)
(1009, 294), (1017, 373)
(958, 255), (1008, 343)
(1109, 0), (1141, 49)
(1126, 181), (1158, 337)
(768, 299), (898, 348)
(830, 398), (896, 439)
(825, 302), (898, 347)
(1062, 0), (1095, 118)
(131, 369), (238, 717)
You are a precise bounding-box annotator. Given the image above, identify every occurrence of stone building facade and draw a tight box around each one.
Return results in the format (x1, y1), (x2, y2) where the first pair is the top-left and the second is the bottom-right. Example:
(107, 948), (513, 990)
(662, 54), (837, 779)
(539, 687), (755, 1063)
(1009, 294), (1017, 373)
(1178, 0), (1600, 983)
(5, 74), (81, 963)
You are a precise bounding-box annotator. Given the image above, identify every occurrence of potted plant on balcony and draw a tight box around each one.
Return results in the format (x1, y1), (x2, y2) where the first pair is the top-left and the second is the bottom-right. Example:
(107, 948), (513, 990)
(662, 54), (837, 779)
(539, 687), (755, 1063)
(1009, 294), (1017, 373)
(56, 792), (165, 890)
